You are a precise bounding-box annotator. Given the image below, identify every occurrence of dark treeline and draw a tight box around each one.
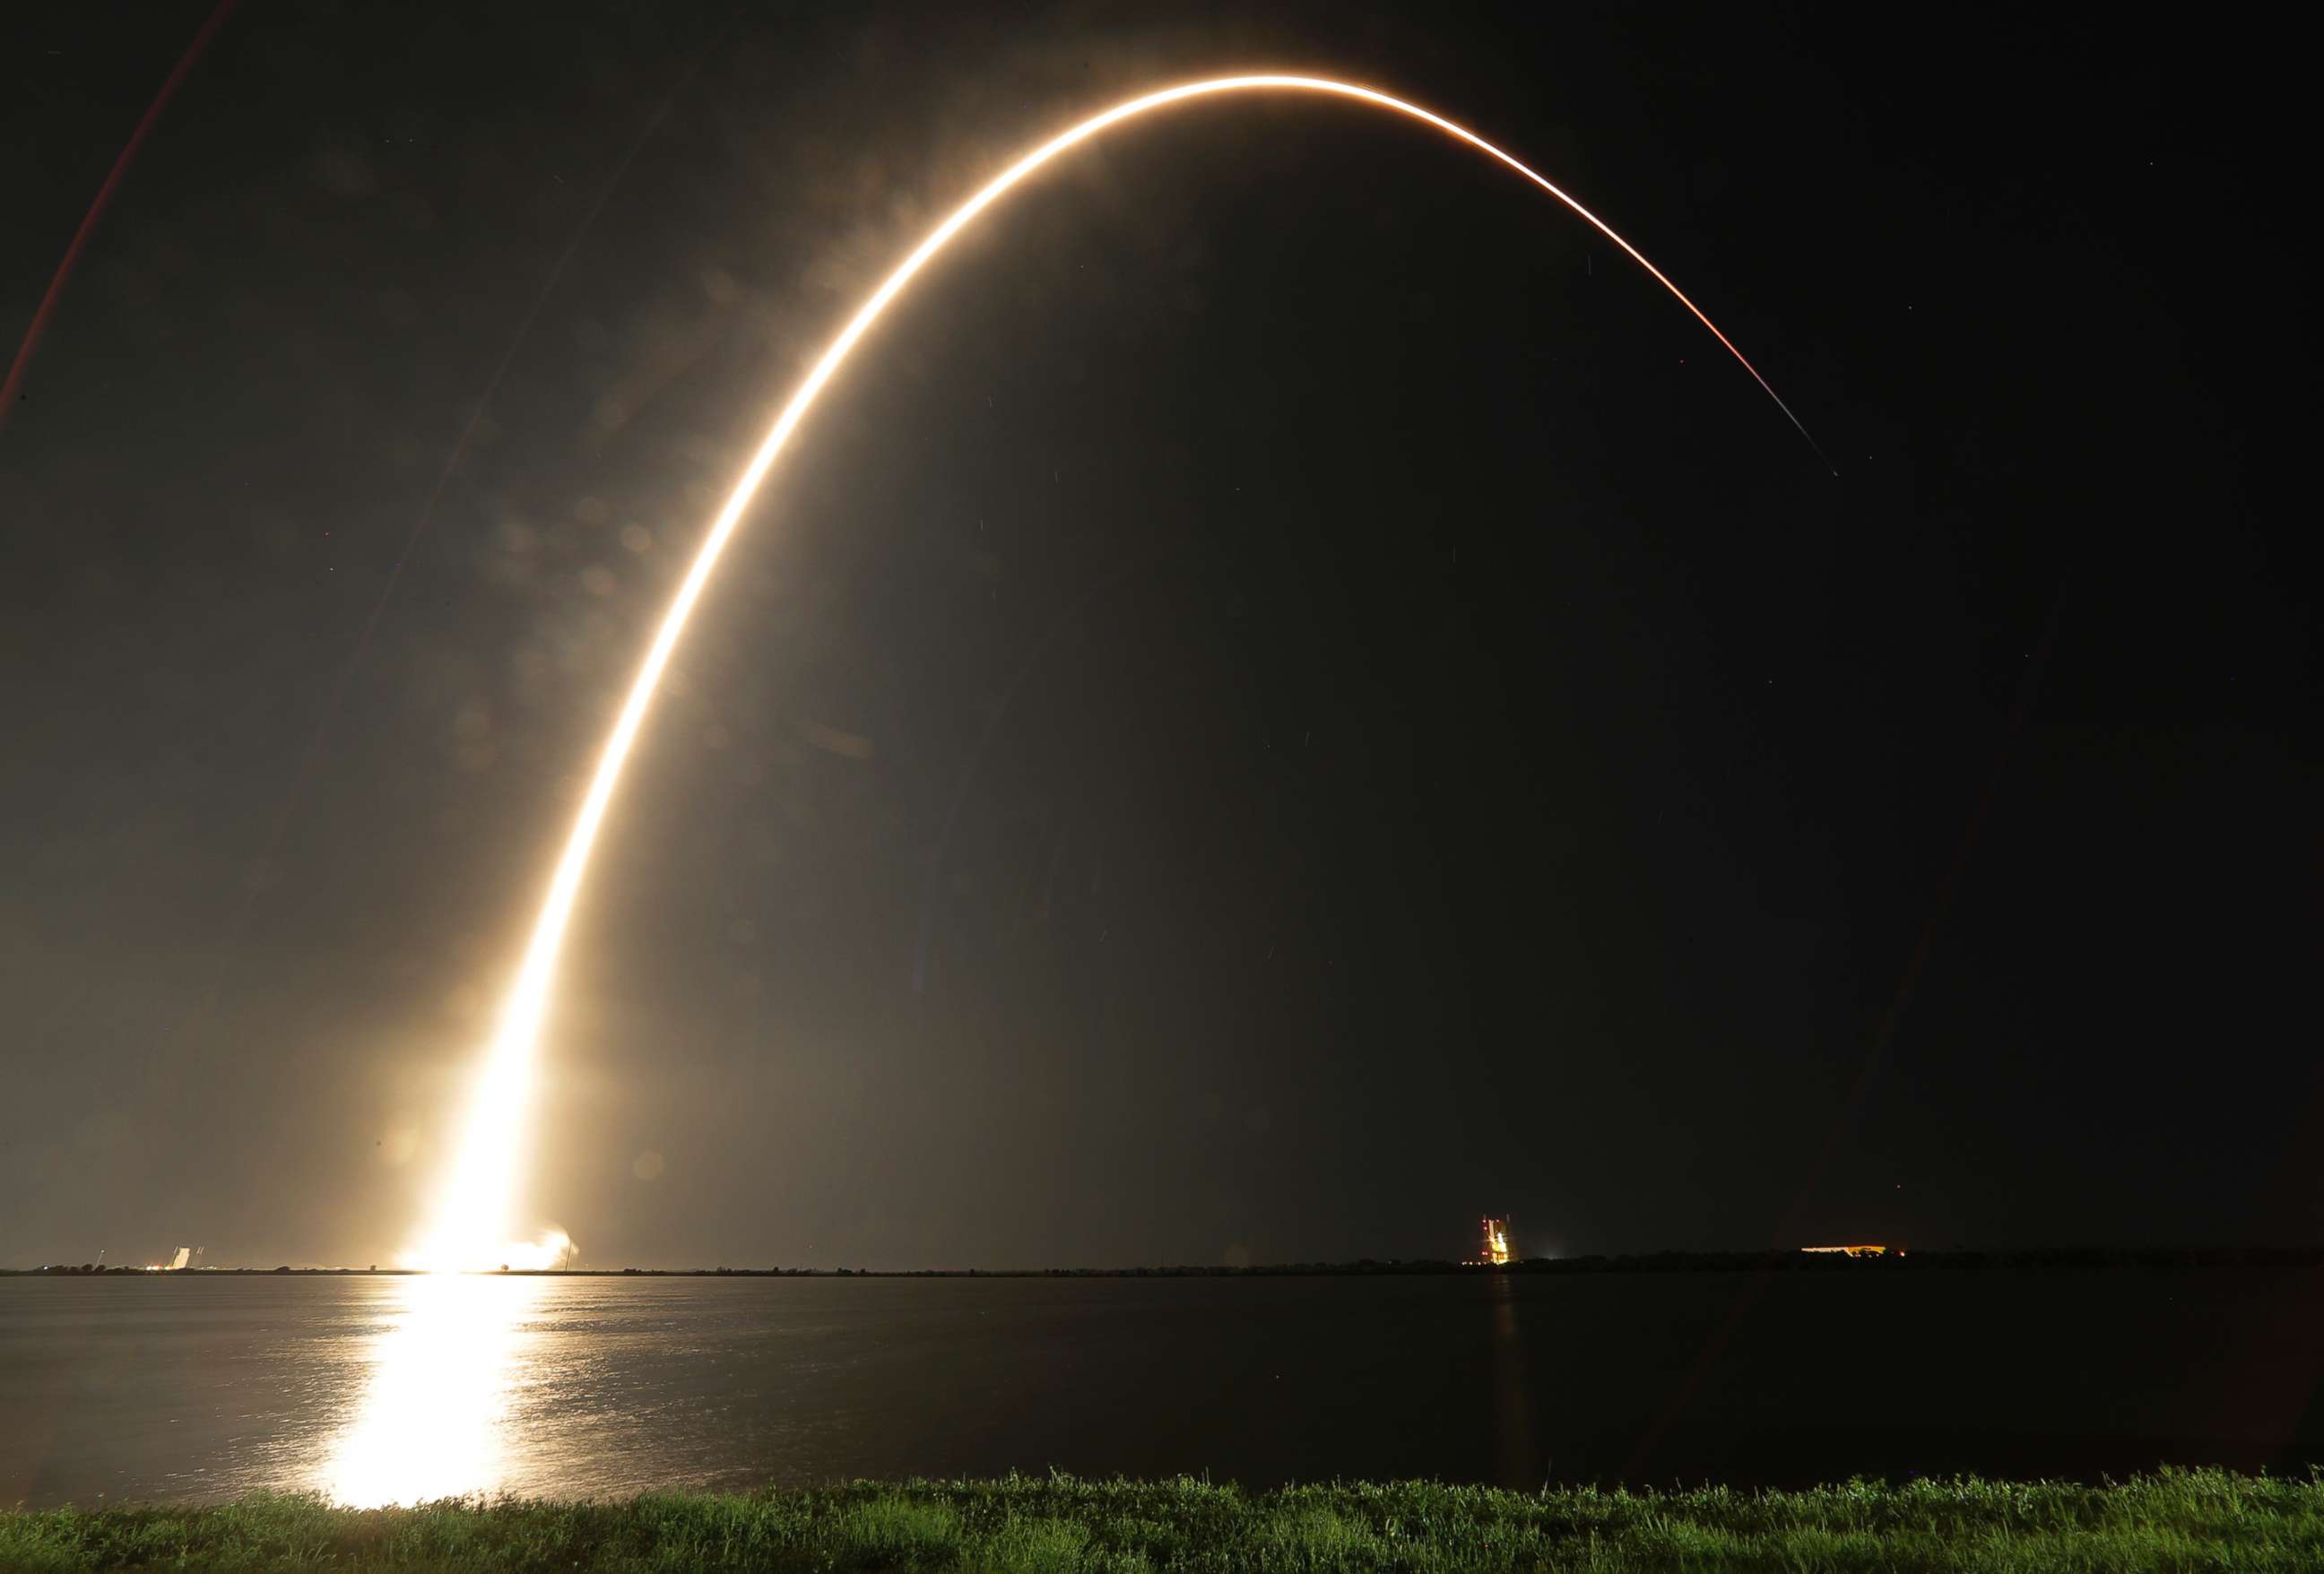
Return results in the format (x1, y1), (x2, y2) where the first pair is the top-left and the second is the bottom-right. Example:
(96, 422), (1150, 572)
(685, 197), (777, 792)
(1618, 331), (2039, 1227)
(12, 1247), (2324, 1277)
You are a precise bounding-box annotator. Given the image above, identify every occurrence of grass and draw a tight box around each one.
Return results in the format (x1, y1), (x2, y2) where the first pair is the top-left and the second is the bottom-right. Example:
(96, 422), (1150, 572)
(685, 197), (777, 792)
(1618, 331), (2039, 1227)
(4, 1469), (2320, 1571)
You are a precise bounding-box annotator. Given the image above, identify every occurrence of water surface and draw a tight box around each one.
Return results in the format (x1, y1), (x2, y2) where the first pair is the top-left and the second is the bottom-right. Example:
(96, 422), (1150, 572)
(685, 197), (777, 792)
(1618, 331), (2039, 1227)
(4, 1270), (2320, 1508)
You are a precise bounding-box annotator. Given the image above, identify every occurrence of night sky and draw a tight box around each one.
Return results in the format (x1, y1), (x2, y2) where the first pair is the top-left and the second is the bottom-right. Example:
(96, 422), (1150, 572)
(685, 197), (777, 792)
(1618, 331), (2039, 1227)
(4, 3), (2311, 1270)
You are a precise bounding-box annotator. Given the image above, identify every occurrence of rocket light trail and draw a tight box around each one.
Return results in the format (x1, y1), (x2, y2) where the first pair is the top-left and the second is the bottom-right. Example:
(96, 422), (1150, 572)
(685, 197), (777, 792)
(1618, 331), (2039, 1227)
(409, 74), (1825, 1271)
(0, 0), (242, 436)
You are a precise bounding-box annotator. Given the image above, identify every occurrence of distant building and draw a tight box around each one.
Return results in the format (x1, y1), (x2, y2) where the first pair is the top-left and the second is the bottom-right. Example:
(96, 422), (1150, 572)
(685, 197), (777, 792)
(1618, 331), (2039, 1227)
(1801, 1243), (1898, 1258)
(1473, 1216), (1513, 1266)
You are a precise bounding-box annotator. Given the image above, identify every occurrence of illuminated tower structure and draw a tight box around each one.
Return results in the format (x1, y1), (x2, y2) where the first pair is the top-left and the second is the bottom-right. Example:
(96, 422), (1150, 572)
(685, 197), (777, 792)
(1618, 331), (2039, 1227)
(1478, 1216), (1513, 1266)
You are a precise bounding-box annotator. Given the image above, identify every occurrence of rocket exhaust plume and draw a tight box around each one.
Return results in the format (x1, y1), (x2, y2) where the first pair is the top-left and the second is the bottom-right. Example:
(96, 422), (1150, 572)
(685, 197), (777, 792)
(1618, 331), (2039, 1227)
(409, 75), (1826, 1271)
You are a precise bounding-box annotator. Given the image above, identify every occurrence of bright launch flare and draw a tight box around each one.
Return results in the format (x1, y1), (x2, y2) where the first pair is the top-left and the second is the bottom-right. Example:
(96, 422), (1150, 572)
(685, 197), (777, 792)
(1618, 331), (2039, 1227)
(409, 74), (1824, 1271)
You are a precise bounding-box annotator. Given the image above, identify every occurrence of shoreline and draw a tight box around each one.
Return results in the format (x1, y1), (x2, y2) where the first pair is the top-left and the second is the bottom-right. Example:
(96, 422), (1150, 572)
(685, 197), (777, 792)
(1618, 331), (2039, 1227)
(11, 1246), (2324, 1277)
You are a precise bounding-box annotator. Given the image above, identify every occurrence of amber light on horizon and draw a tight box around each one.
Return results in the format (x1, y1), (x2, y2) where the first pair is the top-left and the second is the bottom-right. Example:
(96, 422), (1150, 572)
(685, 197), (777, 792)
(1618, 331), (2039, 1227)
(406, 74), (1825, 1274)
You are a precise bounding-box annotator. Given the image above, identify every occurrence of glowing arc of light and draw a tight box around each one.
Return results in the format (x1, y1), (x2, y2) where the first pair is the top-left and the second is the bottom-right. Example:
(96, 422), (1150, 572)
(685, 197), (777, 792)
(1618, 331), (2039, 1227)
(413, 74), (1825, 1270)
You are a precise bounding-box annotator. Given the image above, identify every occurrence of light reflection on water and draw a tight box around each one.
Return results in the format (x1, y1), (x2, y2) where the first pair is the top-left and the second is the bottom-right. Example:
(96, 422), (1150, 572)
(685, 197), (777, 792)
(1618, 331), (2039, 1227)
(319, 1274), (550, 1506)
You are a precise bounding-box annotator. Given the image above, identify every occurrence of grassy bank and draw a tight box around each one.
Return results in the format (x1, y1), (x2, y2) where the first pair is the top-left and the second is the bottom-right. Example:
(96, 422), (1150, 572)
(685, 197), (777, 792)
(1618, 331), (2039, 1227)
(5, 1469), (2320, 1571)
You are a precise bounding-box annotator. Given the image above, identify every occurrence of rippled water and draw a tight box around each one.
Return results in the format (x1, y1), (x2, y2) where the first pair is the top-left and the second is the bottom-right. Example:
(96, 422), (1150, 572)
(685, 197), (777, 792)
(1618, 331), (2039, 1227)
(4, 1270), (2320, 1508)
